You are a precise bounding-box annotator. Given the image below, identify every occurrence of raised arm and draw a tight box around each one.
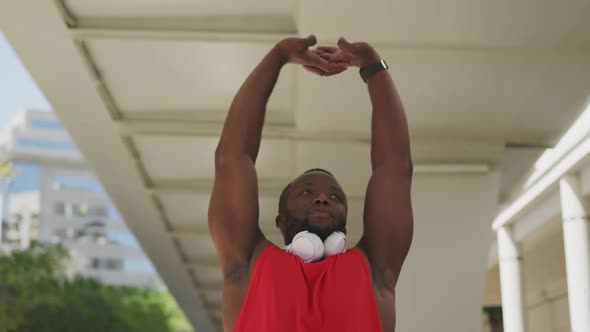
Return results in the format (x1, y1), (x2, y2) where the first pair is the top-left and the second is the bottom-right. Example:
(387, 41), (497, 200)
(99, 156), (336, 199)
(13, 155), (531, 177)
(208, 36), (346, 279)
(355, 40), (413, 289)
(320, 38), (414, 289)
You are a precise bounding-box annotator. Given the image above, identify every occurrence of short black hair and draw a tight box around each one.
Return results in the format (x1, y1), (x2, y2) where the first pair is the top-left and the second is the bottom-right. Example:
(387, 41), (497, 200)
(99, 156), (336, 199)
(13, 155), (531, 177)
(278, 168), (334, 214)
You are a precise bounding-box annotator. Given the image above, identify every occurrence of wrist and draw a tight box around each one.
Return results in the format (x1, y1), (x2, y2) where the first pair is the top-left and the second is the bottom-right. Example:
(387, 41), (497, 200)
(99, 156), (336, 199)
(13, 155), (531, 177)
(359, 50), (381, 69)
(270, 44), (289, 67)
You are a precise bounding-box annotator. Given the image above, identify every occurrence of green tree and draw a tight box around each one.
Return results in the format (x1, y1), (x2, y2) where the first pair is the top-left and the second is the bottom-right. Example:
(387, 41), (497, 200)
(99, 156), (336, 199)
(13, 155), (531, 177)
(0, 242), (193, 332)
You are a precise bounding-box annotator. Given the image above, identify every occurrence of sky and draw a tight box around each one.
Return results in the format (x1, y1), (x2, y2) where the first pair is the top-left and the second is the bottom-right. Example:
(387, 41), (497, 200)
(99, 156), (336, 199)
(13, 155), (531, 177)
(0, 32), (51, 131)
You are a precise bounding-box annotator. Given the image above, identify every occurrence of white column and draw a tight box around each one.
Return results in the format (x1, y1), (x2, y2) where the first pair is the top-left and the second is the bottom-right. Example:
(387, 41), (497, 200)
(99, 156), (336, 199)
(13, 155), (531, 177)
(0, 178), (13, 246)
(559, 175), (590, 332)
(497, 225), (528, 332)
(38, 166), (55, 241)
(20, 205), (31, 249)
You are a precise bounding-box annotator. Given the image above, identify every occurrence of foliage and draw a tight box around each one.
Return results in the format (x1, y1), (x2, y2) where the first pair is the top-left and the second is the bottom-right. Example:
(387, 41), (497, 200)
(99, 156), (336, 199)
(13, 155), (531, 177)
(0, 242), (193, 332)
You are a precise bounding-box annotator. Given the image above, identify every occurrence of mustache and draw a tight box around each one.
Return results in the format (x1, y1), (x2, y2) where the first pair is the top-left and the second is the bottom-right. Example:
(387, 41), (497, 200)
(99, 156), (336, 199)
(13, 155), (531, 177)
(306, 207), (334, 218)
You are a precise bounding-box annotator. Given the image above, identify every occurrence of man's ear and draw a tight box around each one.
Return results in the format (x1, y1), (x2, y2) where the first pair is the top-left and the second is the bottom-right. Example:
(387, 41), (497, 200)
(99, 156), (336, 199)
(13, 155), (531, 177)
(275, 214), (285, 232)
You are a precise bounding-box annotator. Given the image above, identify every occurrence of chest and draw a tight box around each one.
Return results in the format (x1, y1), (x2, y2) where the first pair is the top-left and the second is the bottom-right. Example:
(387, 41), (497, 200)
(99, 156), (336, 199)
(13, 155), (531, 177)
(232, 250), (385, 331)
(267, 258), (371, 316)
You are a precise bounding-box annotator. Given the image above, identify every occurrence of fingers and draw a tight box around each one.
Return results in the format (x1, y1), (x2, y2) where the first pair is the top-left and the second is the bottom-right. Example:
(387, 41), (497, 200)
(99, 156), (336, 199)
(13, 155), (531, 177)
(303, 34), (317, 48)
(337, 37), (355, 53)
(303, 65), (347, 77)
(305, 49), (346, 73)
(311, 48), (331, 60)
(329, 52), (349, 63)
(303, 65), (327, 76)
(316, 46), (339, 53)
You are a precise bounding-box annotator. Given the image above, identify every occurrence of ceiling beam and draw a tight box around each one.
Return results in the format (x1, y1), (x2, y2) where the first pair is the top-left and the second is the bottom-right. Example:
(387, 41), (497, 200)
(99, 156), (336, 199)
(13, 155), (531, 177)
(68, 27), (590, 54)
(58, 0), (296, 36)
(205, 302), (222, 312)
(169, 224), (281, 239)
(119, 110), (294, 127)
(117, 117), (302, 139)
(203, 296), (223, 309)
(150, 164), (490, 193)
(70, 27), (293, 43)
(185, 257), (221, 269)
(152, 177), (291, 195)
(208, 310), (223, 323)
(119, 117), (558, 151)
(201, 280), (223, 290)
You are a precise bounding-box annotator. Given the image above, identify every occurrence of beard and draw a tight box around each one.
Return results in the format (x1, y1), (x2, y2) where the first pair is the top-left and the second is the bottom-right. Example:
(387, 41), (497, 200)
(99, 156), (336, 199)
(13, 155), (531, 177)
(282, 211), (346, 244)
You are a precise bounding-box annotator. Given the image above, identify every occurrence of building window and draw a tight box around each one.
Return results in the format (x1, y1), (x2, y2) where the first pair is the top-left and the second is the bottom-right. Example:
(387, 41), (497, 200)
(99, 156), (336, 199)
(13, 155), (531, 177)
(109, 232), (139, 247)
(54, 202), (108, 218)
(91, 257), (123, 271)
(124, 259), (156, 273)
(55, 201), (66, 216)
(15, 138), (76, 151)
(107, 207), (121, 220)
(30, 119), (63, 130)
(52, 176), (104, 193)
(11, 161), (41, 193)
(87, 205), (107, 217)
(71, 203), (88, 217)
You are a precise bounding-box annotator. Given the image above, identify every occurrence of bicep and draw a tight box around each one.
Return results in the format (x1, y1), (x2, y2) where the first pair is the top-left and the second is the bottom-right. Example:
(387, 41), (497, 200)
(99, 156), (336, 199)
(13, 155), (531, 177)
(361, 166), (413, 287)
(208, 156), (264, 277)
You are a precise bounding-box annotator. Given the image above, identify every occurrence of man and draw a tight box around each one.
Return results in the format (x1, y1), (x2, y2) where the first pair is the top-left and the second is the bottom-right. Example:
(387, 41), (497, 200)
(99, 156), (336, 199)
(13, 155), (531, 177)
(209, 35), (413, 331)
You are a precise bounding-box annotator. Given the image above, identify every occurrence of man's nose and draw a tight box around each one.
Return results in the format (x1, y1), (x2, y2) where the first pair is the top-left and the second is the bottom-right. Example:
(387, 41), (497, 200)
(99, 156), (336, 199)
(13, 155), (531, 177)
(314, 193), (329, 205)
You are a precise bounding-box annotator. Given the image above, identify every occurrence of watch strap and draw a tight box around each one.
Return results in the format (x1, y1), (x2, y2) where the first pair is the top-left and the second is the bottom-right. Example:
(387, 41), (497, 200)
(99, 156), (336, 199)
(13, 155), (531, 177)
(359, 60), (388, 83)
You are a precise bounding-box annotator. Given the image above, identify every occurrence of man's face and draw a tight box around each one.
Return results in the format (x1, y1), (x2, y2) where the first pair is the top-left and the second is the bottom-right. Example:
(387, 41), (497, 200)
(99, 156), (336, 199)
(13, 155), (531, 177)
(278, 171), (347, 244)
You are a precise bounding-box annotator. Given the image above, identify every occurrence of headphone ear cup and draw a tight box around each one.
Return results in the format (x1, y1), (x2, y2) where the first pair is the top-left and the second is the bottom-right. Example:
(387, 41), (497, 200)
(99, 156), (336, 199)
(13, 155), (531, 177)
(289, 231), (324, 262)
(324, 231), (347, 257)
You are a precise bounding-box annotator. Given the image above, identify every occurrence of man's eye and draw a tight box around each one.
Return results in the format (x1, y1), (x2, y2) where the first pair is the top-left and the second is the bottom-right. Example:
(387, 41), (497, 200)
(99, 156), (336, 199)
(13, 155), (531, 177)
(303, 190), (311, 196)
(331, 194), (340, 200)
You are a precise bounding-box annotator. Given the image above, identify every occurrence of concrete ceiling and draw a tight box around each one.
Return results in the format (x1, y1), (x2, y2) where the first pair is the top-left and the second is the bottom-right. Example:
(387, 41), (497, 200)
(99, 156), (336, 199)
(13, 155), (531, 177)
(2, 0), (590, 330)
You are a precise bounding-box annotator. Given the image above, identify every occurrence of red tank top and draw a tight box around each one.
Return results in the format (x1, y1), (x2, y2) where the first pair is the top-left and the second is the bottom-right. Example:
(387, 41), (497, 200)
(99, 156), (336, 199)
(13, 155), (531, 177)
(232, 245), (383, 332)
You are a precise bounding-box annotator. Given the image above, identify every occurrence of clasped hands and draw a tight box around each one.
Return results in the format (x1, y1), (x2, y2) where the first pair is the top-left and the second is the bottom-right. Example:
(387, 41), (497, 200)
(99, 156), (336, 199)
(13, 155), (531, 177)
(274, 35), (381, 77)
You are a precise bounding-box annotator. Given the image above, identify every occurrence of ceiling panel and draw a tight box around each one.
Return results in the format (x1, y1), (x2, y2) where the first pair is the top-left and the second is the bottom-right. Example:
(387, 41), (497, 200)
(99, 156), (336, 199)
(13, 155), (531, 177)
(158, 192), (209, 226)
(298, 0), (590, 47)
(178, 235), (217, 260)
(498, 147), (547, 203)
(296, 48), (590, 144)
(295, 141), (371, 196)
(86, 39), (296, 112)
(158, 191), (284, 230)
(134, 136), (294, 180)
(190, 265), (223, 285)
(201, 288), (222, 307)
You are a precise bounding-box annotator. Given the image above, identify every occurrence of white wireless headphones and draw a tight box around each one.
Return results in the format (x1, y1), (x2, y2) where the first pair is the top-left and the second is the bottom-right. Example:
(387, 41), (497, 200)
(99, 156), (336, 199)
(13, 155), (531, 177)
(284, 230), (347, 262)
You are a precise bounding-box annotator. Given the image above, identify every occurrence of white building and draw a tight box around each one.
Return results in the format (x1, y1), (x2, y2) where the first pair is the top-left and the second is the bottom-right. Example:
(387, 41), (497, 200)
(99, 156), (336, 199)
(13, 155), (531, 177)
(0, 109), (162, 288)
(481, 109), (590, 332)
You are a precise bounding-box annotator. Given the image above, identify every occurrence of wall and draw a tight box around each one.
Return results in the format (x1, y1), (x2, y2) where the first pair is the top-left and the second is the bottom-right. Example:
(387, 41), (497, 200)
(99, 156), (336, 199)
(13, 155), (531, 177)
(396, 171), (500, 332)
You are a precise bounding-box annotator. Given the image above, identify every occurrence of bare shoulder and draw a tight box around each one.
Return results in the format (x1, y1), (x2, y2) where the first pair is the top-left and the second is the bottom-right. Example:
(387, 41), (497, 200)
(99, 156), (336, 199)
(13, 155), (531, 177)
(222, 238), (274, 330)
(354, 240), (396, 293)
(354, 243), (397, 331)
(248, 239), (275, 275)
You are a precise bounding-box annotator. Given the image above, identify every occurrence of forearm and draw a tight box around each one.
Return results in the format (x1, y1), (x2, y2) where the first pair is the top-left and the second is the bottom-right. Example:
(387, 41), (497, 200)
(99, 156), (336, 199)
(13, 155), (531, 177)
(367, 68), (412, 172)
(216, 46), (286, 163)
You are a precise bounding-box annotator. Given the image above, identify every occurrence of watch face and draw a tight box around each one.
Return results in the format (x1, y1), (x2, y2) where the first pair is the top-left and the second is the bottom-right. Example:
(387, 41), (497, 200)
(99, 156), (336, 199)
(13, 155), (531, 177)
(360, 60), (388, 82)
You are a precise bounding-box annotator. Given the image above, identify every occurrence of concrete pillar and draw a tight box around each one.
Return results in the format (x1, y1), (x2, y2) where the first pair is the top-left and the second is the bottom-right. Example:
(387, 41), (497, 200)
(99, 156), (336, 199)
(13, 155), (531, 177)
(497, 225), (528, 332)
(559, 175), (590, 332)
(20, 205), (31, 249)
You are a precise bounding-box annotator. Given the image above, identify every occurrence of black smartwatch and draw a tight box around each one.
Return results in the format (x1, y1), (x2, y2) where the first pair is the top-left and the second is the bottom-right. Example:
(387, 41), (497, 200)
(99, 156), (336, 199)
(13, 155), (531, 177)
(359, 60), (388, 83)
